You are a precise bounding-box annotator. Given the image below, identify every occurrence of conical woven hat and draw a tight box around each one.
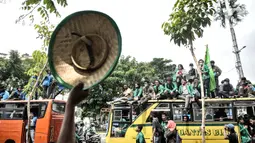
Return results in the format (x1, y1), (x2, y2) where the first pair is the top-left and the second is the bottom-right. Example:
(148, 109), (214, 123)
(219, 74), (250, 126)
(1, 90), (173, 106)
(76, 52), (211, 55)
(48, 11), (122, 89)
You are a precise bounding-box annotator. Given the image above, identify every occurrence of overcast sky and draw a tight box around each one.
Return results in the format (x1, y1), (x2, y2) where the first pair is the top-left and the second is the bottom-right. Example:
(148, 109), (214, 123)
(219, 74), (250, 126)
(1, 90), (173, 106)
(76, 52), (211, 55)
(0, 0), (254, 85)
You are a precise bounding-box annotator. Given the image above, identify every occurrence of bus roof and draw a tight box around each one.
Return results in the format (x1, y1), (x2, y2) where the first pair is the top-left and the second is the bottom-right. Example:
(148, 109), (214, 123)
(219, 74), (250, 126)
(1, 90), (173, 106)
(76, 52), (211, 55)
(0, 99), (66, 103)
(147, 98), (255, 103)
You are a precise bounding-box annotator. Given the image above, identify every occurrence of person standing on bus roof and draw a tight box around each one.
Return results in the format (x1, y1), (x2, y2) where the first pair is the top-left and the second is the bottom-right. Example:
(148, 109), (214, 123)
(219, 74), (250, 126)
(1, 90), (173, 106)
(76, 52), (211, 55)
(164, 77), (177, 99)
(136, 125), (145, 143)
(188, 63), (198, 80)
(154, 80), (165, 99)
(41, 69), (53, 98)
(211, 60), (222, 97)
(198, 59), (210, 98)
(26, 112), (37, 143)
(0, 84), (9, 101)
(224, 123), (239, 143)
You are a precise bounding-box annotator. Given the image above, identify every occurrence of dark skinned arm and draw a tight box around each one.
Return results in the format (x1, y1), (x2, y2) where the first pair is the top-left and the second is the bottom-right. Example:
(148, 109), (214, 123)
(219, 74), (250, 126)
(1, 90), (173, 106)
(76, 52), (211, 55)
(57, 83), (88, 143)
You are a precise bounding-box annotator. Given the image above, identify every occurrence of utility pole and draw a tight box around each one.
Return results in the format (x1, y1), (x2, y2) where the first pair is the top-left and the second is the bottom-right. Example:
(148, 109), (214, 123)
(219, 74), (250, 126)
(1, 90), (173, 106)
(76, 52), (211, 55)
(224, 0), (245, 79)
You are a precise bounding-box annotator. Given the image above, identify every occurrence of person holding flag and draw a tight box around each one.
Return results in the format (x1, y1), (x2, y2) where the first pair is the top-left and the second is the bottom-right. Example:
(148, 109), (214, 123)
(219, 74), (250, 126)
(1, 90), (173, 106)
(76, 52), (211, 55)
(204, 46), (217, 98)
(198, 59), (211, 98)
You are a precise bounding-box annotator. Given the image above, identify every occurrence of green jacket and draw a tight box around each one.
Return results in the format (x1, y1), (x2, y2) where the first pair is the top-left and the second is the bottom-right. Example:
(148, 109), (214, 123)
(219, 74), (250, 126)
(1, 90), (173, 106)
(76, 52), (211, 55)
(133, 87), (143, 97)
(239, 124), (251, 143)
(179, 83), (193, 96)
(164, 82), (177, 93)
(136, 132), (145, 143)
(202, 65), (210, 79)
(154, 85), (164, 95)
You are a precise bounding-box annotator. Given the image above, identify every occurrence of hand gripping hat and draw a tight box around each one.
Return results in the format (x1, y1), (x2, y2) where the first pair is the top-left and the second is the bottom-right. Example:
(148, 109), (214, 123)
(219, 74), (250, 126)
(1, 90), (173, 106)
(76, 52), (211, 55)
(48, 11), (122, 89)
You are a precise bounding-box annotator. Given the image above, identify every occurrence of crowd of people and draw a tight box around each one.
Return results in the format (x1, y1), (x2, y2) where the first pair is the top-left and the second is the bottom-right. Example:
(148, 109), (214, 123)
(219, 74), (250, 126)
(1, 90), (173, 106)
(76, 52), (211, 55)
(0, 70), (64, 101)
(108, 60), (255, 112)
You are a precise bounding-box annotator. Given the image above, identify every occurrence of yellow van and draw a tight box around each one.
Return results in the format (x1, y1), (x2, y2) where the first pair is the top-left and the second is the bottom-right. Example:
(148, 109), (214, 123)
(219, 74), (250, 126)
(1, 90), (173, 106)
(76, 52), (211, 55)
(105, 98), (255, 143)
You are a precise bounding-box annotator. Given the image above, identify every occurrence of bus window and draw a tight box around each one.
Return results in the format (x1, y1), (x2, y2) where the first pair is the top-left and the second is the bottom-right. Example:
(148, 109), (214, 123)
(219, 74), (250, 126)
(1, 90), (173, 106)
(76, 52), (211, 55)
(234, 101), (255, 117)
(111, 107), (131, 137)
(133, 103), (152, 121)
(52, 102), (65, 114)
(172, 103), (185, 121)
(193, 102), (233, 121)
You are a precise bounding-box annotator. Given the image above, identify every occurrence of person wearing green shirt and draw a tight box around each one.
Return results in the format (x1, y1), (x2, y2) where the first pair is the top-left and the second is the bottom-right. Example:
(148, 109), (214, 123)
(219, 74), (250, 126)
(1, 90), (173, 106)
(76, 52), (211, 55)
(179, 78), (201, 111)
(164, 77), (178, 99)
(133, 82), (143, 100)
(136, 125), (145, 143)
(238, 116), (251, 143)
(154, 80), (165, 99)
(198, 59), (210, 98)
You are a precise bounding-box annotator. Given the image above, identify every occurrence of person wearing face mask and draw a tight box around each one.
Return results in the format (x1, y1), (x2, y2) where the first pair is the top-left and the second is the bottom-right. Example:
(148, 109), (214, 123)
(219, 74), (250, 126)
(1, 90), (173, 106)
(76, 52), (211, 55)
(219, 78), (235, 98)
(133, 82), (143, 101)
(188, 63), (198, 80)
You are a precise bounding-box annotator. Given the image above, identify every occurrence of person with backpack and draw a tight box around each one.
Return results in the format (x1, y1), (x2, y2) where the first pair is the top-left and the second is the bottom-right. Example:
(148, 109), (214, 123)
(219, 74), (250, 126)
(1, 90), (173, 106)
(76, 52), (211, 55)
(165, 120), (182, 143)
(151, 112), (163, 143)
(136, 125), (146, 143)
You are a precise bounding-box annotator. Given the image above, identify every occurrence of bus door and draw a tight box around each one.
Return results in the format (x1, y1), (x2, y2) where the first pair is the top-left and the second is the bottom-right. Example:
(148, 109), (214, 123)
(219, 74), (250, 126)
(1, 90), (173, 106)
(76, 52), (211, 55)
(0, 102), (25, 143)
(109, 104), (132, 142)
(50, 101), (65, 142)
(23, 102), (49, 143)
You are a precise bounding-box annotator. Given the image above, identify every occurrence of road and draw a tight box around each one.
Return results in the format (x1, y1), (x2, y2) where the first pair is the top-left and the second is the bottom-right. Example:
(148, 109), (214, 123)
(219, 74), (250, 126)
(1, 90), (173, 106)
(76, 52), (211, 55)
(99, 133), (106, 143)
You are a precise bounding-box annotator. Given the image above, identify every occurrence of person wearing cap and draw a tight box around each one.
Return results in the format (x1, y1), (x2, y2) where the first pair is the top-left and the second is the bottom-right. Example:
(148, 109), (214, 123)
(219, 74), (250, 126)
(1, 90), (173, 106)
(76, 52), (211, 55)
(219, 78), (235, 98)
(154, 80), (165, 99)
(188, 63), (198, 80)
(198, 59), (211, 98)
(224, 123), (238, 143)
(164, 77), (177, 99)
(0, 84), (9, 101)
(136, 125), (145, 143)
(211, 60), (222, 95)
(238, 116), (252, 143)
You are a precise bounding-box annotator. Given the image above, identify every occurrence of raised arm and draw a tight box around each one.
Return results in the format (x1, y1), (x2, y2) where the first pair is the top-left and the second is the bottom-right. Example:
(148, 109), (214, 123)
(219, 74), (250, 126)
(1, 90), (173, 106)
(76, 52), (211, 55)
(57, 83), (88, 143)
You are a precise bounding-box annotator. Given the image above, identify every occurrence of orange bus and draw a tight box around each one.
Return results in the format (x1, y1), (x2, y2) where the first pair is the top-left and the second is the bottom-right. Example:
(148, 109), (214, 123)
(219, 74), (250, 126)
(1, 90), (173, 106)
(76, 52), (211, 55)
(0, 99), (66, 143)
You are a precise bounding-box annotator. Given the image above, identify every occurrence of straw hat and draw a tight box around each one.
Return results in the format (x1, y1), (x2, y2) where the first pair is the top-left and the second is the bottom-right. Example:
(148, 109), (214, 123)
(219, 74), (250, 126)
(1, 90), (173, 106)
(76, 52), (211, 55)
(48, 11), (122, 89)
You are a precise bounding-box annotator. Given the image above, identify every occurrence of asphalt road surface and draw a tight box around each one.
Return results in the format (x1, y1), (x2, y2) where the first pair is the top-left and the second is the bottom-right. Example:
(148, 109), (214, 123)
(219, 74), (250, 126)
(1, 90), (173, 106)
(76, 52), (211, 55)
(100, 133), (106, 143)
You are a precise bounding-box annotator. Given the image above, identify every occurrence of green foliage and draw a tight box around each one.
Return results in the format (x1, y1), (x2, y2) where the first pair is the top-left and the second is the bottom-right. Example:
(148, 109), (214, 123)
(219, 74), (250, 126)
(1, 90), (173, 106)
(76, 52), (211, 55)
(0, 50), (31, 90)
(214, 0), (248, 28)
(34, 22), (55, 51)
(162, 0), (216, 47)
(81, 56), (174, 117)
(17, 0), (67, 23)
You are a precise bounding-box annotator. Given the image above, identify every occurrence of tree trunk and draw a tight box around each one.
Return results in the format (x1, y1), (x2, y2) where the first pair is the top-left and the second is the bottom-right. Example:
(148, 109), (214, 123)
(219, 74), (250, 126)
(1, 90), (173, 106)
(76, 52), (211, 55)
(224, 0), (244, 79)
(26, 61), (48, 143)
(189, 41), (206, 143)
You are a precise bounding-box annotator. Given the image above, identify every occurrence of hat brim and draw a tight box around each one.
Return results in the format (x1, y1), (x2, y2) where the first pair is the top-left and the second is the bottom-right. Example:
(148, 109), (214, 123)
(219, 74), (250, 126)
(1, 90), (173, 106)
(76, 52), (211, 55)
(48, 10), (122, 90)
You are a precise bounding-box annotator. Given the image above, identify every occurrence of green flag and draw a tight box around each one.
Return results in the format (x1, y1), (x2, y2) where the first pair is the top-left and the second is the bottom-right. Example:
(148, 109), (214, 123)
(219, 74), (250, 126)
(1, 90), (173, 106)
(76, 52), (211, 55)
(204, 45), (216, 91)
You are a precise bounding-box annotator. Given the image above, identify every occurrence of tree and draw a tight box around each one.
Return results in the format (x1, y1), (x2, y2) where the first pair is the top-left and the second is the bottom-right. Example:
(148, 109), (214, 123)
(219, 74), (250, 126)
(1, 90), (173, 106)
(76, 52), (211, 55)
(149, 58), (175, 80)
(215, 0), (248, 79)
(162, 0), (216, 142)
(16, 0), (67, 24)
